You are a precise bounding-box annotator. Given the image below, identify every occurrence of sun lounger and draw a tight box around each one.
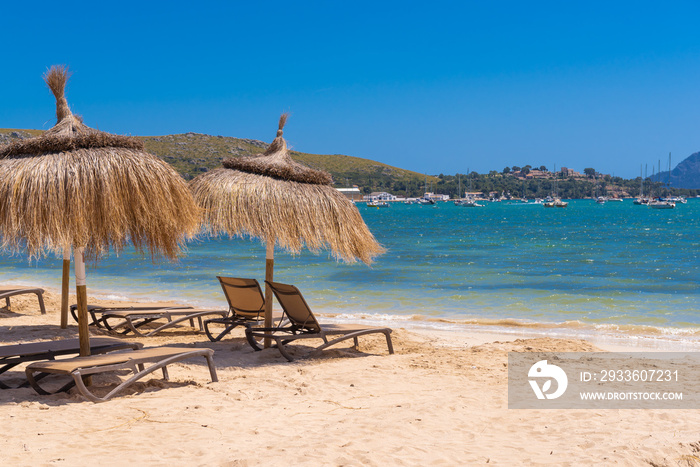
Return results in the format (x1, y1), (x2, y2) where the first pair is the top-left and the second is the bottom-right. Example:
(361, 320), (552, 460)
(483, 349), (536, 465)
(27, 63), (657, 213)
(97, 308), (228, 337)
(245, 281), (394, 361)
(0, 337), (142, 389)
(26, 346), (218, 402)
(70, 304), (194, 328)
(203, 277), (284, 342)
(0, 288), (46, 314)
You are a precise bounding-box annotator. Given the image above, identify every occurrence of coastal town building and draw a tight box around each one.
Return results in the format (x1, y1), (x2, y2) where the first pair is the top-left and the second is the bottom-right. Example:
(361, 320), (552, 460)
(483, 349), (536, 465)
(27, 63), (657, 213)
(336, 187), (362, 201)
(521, 169), (550, 179)
(364, 191), (398, 202)
(513, 168), (585, 179)
(423, 192), (450, 201)
(560, 167), (583, 177)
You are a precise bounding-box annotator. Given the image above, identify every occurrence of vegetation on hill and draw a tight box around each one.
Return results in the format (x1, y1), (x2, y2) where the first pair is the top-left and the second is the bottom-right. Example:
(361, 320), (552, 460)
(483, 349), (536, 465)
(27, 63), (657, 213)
(1, 129), (698, 199)
(138, 132), (436, 193)
(431, 171), (698, 199)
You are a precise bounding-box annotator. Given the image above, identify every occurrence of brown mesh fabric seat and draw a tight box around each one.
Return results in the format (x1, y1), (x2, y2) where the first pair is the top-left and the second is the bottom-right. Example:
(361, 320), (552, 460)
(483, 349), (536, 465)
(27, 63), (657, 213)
(245, 281), (394, 361)
(0, 337), (141, 389)
(203, 277), (283, 342)
(26, 346), (218, 402)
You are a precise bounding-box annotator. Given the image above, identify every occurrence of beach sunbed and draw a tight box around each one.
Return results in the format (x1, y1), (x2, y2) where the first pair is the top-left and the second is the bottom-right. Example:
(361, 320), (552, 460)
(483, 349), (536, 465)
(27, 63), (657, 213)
(98, 308), (228, 337)
(70, 304), (195, 329)
(0, 337), (142, 389)
(26, 346), (218, 402)
(0, 288), (46, 315)
(203, 276), (285, 342)
(245, 281), (394, 361)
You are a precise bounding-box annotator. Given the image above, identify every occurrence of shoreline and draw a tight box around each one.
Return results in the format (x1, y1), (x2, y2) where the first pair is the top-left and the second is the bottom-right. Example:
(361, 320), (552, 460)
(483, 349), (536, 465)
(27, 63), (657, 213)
(9, 281), (700, 352)
(6, 281), (700, 354)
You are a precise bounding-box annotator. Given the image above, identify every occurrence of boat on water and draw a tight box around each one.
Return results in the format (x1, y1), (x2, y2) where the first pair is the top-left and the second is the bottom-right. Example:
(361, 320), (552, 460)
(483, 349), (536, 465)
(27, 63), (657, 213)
(543, 166), (567, 207)
(657, 153), (686, 205)
(367, 201), (389, 208)
(648, 199), (675, 209)
(634, 164), (648, 205)
(419, 174), (437, 205)
(596, 196), (607, 204)
(607, 197), (624, 202)
(455, 196), (484, 207)
(544, 199), (568, 208)
(544, 196), (568, 208)
(454, 170), (484, 206)
(659, 196), (686, 204)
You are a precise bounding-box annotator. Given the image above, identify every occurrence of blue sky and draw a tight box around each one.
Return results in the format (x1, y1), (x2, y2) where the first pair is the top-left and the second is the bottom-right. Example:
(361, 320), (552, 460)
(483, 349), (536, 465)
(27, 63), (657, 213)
(1, 1), (699, 179)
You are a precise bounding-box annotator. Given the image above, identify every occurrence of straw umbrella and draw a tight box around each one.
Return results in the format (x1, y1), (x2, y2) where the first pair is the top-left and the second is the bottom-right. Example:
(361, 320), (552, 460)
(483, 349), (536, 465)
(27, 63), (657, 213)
(0, 66), (199, 357)
(189, 114), (384, 346)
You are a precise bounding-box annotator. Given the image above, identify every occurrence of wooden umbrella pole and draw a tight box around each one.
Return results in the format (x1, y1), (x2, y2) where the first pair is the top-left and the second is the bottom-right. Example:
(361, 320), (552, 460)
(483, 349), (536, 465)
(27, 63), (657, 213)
(74, 247), (90, 358)
(264, 241), (274, 349)
(60, 247), (70, 329)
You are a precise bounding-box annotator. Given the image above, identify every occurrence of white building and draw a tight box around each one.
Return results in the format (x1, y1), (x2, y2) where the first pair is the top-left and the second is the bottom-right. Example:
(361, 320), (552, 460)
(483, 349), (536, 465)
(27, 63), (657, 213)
(364, 191), (397, 201)
(423, 192), (450, 201)
(337, 187), (362, 201)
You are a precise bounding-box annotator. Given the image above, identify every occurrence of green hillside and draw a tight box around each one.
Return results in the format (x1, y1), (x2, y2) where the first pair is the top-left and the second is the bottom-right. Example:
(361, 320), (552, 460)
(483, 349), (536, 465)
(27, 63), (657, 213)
(0, 129), (434, 196)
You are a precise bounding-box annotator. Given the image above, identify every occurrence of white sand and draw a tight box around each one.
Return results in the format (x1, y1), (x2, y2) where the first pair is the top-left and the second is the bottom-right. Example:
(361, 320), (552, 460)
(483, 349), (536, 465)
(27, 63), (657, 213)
(2, 288), (699, 466)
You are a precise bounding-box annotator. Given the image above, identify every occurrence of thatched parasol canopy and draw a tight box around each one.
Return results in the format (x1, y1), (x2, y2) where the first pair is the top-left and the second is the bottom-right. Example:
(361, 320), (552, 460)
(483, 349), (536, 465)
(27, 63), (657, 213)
(189, 114), (383, 263)
(0, 65), (200, 354)
(189, 114), (384, 346)
(0, 66), (199, 260)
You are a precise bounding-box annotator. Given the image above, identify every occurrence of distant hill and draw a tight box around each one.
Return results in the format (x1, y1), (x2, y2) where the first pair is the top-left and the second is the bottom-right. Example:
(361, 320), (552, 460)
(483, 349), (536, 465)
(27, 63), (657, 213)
(3, 128), (698, 198)
(651, 152), (700, 189)
(0, 129), (435, 195)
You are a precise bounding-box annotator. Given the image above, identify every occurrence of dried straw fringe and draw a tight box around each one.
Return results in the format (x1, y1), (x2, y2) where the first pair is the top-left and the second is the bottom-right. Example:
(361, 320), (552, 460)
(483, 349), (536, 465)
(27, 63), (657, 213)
(222, 156), (333, 185)
(0, 133), (144, 159)
(0, 147), (201, 260)
(189, 168), (385, 264)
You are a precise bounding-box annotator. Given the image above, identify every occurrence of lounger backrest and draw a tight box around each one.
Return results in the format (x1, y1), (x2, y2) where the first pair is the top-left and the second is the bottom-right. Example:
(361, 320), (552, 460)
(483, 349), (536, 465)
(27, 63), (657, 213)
(217, 277), (265, 319)
(266, 281), (322, 332)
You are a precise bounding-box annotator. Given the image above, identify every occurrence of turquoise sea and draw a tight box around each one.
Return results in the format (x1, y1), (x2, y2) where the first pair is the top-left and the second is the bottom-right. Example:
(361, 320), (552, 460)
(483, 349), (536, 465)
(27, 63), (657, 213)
(1, 199), (699, 344)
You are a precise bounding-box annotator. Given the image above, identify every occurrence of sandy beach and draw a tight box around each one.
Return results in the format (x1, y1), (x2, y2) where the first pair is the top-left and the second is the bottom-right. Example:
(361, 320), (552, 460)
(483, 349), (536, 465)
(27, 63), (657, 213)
(2, 288), (700, 466)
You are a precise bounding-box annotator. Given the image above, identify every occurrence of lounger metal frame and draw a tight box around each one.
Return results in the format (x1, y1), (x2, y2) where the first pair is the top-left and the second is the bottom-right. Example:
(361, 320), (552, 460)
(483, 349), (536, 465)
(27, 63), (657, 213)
(245, 281), (394, 361)
(100, 309), (228, 337)
(0, 288), (46, 314)
(70, 304), (194, 328)
(26, 347), (218, 402)
(0, 337), (142, 389)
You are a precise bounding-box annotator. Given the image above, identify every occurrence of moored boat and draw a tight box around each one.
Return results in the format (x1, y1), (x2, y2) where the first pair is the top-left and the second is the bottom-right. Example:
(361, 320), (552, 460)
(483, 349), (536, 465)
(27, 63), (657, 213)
(648, 200), (675, 209)
(544, 198), (568, 208)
